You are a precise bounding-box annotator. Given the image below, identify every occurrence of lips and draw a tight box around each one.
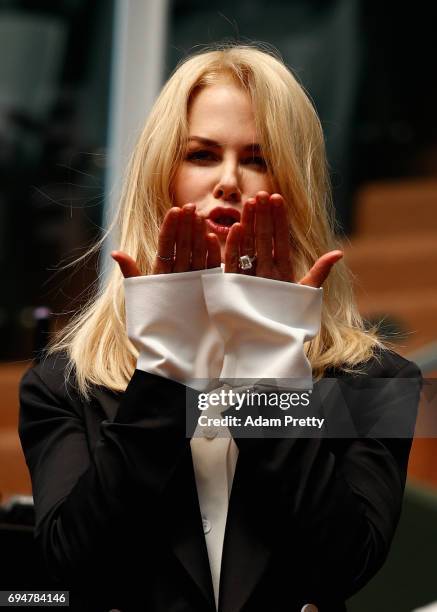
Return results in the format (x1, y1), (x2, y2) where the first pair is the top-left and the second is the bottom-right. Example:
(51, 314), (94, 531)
(206, 206), (241, 237)
(208, 206), (240, 225)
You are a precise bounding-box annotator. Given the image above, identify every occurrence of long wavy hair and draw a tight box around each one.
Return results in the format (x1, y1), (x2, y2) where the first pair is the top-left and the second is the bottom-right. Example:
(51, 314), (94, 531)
(45, 43), (387, 400)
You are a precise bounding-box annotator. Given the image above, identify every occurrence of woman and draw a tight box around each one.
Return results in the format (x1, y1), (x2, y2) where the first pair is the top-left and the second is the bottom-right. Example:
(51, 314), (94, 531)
(18, 44), (422, 612)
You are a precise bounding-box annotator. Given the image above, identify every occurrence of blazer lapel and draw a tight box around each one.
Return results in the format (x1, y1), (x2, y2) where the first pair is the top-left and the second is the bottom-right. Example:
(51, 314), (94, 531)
(163, 448), (217, 611)
(92, 387), (216, 611)
(218, 449), (276, 612)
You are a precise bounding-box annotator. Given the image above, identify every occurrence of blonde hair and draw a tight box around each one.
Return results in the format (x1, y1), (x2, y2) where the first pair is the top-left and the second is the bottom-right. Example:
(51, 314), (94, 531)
(45, 43), (388, 399)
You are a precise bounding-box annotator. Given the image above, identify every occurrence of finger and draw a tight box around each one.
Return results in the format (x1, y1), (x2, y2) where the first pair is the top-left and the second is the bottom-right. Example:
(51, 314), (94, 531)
(255, 191), (273, 266)
(174, 204), (195, 272)
(111, 251), (141, 278)
(206, 233), (221, 268)
(191, 214), (207, 270)
(271, 194), (293, 279)
(240, 198), (256, 274)
(225, 223), (242, 273)
(299, 250), (343, 288)
(153, 207), (180, 274)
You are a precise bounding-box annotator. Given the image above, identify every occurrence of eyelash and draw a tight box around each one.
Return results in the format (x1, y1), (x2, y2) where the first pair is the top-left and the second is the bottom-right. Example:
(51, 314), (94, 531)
(186, 150), (267, 169)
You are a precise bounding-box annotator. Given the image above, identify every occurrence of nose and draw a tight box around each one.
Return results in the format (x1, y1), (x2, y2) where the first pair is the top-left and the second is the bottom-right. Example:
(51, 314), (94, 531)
(212, 161), (242, 204)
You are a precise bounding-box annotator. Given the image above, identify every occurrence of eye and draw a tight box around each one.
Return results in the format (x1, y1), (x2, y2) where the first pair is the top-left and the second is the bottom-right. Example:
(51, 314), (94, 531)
(186, 149), (217, 163)
(242, 156), (268, 170)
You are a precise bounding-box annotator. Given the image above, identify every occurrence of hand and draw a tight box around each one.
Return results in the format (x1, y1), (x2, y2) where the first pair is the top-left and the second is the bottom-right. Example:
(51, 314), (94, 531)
(224, 191), (343, 288)
(111, 204), (221, 278)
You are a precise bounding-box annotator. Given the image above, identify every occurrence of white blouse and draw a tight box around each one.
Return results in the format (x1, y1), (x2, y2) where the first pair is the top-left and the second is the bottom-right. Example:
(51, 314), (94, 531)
(123, 265), (323, 610)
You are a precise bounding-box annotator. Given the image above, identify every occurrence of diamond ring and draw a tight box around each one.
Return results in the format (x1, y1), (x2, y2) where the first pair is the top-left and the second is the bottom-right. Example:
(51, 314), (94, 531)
(156, 253), (173, 262)
(239, 254), (256, 270)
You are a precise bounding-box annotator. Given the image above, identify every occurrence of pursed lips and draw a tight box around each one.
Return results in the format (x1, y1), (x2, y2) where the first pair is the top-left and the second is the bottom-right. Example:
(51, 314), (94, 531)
(204, 206), (241, 236)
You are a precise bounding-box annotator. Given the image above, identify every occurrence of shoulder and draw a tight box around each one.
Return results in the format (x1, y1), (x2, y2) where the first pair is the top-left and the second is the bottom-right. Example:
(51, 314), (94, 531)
(321, 348), (422, 441)
(19, 351), (84, 416)
(363, 347), (422, 378)
(19, 351), (125, 424)
(324, 347), (422, 380)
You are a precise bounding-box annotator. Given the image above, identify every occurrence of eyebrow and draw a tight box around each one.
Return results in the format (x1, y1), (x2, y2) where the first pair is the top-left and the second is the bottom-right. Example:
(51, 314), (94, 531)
(188, 136), (261, 152)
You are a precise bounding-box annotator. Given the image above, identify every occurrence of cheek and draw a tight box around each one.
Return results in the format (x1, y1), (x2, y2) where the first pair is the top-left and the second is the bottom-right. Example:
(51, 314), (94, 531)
(172, 166), (210, 205)
(246, 173), (275, 194)
(171, 168), (186, 205)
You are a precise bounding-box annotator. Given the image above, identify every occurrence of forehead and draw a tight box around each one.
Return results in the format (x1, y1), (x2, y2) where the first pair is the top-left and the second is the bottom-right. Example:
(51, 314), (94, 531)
(187, 82), (257, 142)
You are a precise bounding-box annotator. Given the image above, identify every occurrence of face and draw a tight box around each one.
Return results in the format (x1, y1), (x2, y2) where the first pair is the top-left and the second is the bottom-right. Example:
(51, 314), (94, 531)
(172, 81), (274, 260)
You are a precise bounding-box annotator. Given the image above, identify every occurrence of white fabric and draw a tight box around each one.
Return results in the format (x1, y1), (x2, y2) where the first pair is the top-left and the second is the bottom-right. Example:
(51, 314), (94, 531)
(124, 266), (224, 389)
(123, 266), (323, 610)
(190, 389), (239, 606)
(202, 271), (322, 388)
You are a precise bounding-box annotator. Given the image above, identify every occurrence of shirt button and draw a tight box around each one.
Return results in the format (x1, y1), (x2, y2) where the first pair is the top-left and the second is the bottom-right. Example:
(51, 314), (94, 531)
(202, 426), (218, 439)
(202, 518), (212, 534)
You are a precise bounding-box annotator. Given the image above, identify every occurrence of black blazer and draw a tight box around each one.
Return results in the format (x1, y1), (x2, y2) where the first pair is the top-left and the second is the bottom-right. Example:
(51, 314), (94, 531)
(18, 349), (422, 612)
